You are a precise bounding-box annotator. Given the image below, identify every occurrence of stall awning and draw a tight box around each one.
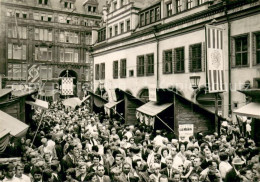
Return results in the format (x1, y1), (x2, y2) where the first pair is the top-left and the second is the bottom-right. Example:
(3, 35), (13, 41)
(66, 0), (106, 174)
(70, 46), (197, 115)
(89, 91), (108, 108)
(104, 100), (123, 109)
(233, 102), (260, 119)
(136, 101), (173, 117)
(0, 110), (29, 137)
(26, 99), (49, 110)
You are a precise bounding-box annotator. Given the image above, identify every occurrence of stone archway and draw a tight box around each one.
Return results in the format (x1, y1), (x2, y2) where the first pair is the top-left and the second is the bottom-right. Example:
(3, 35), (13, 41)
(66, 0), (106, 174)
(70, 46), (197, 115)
(137, 87), (149, 103)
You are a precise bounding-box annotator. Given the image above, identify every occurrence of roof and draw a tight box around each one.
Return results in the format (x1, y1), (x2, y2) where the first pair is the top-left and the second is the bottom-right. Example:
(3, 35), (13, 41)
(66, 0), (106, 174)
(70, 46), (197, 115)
(26, 99), (49, 110)
(238, 89), (260, 101)
(132, 0), (159, 9)
(104, 100), (123, 109)
(136, 101), (173, 117)
(12, 90), (37, 98)
(233, 102), (260, 119)
(0, 89), (12, 98)
(0, 110), (29, 137)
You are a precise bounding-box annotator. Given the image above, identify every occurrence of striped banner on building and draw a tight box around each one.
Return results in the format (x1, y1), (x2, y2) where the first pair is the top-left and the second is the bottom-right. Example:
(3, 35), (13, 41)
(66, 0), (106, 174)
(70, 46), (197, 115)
(27, 64), (40, 83)
(206, 25), (226, 93)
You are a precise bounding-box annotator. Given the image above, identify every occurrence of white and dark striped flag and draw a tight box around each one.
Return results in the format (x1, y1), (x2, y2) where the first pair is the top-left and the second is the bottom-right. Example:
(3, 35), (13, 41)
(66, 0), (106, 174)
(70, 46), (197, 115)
(206, 25), (226, 93)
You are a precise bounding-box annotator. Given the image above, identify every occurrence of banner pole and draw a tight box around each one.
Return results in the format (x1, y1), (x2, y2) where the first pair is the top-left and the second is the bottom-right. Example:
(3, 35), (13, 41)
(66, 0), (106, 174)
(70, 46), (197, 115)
(31, 109), (45, 147)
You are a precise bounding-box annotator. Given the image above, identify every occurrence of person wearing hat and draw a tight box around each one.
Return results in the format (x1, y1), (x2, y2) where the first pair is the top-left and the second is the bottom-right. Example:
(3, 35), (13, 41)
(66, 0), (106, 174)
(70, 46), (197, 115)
(225, 158), (245, 182)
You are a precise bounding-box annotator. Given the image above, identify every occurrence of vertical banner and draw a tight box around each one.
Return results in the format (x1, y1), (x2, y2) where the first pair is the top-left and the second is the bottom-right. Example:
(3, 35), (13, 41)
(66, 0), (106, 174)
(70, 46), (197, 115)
(205, 25), (225, 93)
(61, 77), (73, 95)
(28, 64), (40, 83)
(178, 124), (194, 142)
(149, 84), (157, 102)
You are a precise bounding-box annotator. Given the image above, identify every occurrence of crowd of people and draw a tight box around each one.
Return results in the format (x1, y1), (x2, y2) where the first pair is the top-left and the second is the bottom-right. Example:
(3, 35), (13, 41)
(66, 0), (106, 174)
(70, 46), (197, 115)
(0, 99), (259, 182)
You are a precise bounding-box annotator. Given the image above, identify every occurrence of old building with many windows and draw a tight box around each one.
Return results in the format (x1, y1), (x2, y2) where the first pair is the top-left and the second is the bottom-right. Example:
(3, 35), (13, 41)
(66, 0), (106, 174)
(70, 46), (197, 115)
(0, 0), (102, 97)
(93, 0), (260, 127)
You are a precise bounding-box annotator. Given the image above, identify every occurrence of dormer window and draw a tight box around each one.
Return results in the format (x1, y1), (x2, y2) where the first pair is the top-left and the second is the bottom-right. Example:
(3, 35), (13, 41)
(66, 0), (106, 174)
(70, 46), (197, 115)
(38, 0), (48, 5)
(64, 1), (74, 9)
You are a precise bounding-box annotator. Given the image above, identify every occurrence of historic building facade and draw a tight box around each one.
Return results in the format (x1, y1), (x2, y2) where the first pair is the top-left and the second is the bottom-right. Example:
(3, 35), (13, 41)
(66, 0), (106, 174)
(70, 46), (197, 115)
(0, 0), (102, 97)
(93, 0), (260, 119)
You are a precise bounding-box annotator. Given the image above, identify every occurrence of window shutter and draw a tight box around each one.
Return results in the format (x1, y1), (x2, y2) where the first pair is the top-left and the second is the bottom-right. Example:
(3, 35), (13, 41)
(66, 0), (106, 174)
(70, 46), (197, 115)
(231, 38), (236, 68)
(22, 45), (26, 60)
(201, 42), (206, 71)
(247, 34), (250, 66)
(163, 51), (166, 74)
(120, 60), (122, 78)
(172, 49), (176, 73)
(189, 45), (192, 72)
(252, 34), (256, 66)
(103, 64), (105, 79)
(136, 56), (139, 76)
(144, 55), (148, 76)
(113, 61), (115, 78)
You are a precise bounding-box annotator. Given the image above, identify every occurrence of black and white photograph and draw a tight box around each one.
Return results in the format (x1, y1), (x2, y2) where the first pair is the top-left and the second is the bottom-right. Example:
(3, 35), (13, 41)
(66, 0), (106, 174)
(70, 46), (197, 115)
(0, 0), (259, 181)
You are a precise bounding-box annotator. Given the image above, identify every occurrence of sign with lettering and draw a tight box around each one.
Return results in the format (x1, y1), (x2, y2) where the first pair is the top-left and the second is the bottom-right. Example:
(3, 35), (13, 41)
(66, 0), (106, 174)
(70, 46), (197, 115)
(178, 124), (194, 142)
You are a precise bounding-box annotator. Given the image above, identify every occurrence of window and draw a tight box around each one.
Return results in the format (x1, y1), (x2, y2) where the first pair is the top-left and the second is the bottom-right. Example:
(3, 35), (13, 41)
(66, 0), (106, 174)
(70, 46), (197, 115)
(145, 12), (149, 25)
(101, 63), (105, 79)
(60, 48), (79, 63)
(113, 61), (118, 79)
(35, 28), (52, 41)
(115, 25), (118, 36)
(150, 9), (155, 23)
(114, 2), (117, 10)
(235, 36), (248, 66)
(163, 50), (172, 74)
(59, 31), (78, 43)
(88, 6), (92, 12)
(8, 44), (26, 60)
(95, 64), (99, 80)
(175, 47), (185, 73)
(93, 7), (96, 12)
(40, 66), (52, 80)
(190, 44), (202, 72)
(137, 55), (145, 77)
(38, 0), (48, 5)
(120, 59), (127, 78)
(41, 14), (47, 21)
(109, 27), (112, 38)
(47, 15), (52, 22)
(167, 3), (172, 17)
(187, 0), (193, 9)
(176, 0), (182, 13)
(155, 7), (160, 21)
(129, 70), (134, 77)
(140, 14), (145, 26)
(22, 12), (27, 19)
(120, 23), (124, 34)
(198, 0), (205, 5)
(8, 63), (27, 80)
(98, 29), (106, 42)
(64, 1), (73, 9)
(147, 54), (154, 75)
(7, 24), (27, 39)
(85, 33), (91, 45)
(256, 34), (260, 65)
(35, 46), (52, 61)
(126, 20), (130, 31)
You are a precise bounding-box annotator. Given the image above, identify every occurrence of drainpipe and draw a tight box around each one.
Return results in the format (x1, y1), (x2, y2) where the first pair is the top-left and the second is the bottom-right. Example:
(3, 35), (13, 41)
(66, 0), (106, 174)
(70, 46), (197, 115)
(153, 27), (159, 89)
(225, 2), (232, 116)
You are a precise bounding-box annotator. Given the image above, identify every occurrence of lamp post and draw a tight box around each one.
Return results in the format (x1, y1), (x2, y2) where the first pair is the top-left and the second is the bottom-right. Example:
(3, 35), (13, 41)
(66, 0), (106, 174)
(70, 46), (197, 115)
(189, 76), (201, 90)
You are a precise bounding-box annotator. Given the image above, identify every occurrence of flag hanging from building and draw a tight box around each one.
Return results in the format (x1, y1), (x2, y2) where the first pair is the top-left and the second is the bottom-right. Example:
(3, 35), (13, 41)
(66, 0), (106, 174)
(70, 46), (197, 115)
(61, 77), (73, 95)
(27, 64), (40, 83)
(206, 25), (226, 93)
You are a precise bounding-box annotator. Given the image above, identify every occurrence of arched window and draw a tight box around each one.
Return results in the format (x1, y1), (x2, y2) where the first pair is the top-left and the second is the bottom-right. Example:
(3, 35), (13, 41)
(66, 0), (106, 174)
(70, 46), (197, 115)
(138, 88), (149, 103)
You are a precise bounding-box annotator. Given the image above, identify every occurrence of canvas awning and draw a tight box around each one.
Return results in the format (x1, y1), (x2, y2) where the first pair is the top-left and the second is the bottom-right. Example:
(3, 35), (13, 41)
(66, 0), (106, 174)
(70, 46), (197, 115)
(26, 99), (49, 110)
(0, 129), (11, 153)
(0, 110), (29, 137)
(0, 89), (12, 98)
(136, 101), (173, 117)
(89, 91), (108, 108)
(104, 100), (123, 109)
(233, 102), (260, 119)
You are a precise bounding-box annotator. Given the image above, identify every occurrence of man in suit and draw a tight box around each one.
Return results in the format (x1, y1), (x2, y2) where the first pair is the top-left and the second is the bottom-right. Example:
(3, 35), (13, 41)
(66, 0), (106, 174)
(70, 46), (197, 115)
(96, 165), (111, 182)
(114, 162), (140, 182)
(160, 158), (178, 181)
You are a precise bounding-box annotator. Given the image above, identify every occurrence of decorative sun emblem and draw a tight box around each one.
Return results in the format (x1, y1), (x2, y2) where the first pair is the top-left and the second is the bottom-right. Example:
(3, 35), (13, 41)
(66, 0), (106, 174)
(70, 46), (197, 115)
(211, 50), (221, 69)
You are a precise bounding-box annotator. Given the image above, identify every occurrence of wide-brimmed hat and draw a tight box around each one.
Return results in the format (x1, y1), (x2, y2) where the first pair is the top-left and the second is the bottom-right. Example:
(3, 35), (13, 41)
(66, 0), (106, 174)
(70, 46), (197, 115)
(232, 158), (245, 165)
